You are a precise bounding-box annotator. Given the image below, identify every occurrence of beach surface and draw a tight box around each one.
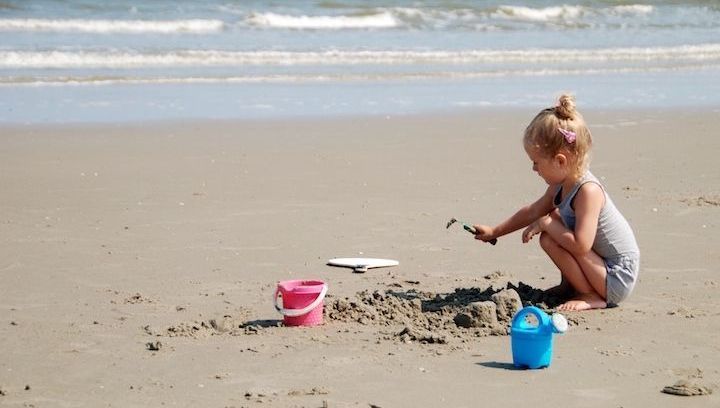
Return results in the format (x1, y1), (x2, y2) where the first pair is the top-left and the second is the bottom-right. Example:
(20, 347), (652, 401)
(1, 109), (719, 407)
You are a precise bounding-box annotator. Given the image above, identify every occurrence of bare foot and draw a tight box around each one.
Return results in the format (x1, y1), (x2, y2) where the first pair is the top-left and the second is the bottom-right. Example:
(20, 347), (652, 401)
(557, 293), (607, 311)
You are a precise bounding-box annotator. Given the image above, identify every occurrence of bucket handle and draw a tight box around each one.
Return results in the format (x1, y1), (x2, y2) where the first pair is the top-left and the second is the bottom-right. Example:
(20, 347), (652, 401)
(274, 283), (328, 317)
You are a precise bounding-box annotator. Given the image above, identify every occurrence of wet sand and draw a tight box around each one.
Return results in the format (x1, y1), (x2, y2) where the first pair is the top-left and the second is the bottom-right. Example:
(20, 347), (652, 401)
(1, 109), (719, 407)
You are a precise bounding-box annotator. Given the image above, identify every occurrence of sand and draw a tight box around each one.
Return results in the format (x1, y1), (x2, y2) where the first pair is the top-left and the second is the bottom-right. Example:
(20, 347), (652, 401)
(1, 109), (719, 407)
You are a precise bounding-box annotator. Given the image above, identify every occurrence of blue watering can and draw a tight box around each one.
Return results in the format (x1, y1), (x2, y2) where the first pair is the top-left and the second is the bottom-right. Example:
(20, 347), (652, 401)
(510, 306), (568, 369)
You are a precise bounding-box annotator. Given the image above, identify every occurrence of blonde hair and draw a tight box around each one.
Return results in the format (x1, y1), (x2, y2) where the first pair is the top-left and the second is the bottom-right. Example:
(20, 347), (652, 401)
(523, 94), (592, 179)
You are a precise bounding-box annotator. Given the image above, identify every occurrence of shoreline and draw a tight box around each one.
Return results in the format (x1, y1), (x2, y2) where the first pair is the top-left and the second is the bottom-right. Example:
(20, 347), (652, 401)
(3, 65), (720, 125)
(2, 104), (719, 129)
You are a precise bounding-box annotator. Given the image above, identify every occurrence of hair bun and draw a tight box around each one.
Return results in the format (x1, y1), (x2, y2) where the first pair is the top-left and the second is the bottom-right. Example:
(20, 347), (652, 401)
(555, 94), (576, 120)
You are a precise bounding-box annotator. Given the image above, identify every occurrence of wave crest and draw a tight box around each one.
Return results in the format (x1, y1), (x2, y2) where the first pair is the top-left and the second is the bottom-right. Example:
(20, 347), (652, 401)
(246, 11), (398, 29)
(0, 18), (224, 34)
(2, 45), (720, 68)
(494, 5), (584, 22)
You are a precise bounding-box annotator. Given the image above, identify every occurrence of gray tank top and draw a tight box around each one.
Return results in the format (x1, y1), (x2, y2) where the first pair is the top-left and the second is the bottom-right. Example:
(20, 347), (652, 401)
(554, 172), (639, 259)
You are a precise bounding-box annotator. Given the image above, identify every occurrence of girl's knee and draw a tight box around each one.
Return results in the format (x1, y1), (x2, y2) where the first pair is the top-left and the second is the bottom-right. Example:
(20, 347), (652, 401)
(539, 231), (557, 252)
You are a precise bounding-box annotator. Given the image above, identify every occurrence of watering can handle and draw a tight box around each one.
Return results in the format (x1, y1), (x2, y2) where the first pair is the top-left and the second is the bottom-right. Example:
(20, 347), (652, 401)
(274, 284), (328, 317)
(510, 306), (546, 330)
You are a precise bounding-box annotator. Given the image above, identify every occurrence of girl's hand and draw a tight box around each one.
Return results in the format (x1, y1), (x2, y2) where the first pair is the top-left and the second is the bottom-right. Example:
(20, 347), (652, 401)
(473, 224), (497, 243)
(522, 216), (551, 243)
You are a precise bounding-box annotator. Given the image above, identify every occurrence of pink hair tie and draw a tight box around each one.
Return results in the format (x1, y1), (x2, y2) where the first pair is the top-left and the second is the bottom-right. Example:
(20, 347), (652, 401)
(558, 127), (576, 143)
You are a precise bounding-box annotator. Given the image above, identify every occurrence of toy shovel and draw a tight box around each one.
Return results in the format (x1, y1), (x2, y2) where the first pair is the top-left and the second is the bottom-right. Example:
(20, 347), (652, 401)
(446, 218), (497, 245)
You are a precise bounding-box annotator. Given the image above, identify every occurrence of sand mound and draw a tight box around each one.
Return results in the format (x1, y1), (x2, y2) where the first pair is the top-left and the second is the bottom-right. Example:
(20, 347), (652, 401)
(323, 282), (556, 344)
(661, 380), (713, 396)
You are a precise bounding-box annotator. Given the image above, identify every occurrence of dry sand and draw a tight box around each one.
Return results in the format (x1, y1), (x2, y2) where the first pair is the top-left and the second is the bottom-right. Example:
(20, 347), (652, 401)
(1, 109), (719, 407)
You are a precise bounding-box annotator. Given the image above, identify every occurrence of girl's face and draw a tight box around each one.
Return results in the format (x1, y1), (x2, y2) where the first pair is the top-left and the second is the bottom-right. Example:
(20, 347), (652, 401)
(524, 144), (569, 185)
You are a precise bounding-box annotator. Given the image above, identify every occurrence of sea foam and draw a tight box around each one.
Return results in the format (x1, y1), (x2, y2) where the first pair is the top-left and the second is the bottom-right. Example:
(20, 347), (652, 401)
(246, 12), (398, 29)
(3, 45), (720, 69)
(612, 5), (654, 15)
(493, 5), (584, 22)
(0, 18), (224, 33)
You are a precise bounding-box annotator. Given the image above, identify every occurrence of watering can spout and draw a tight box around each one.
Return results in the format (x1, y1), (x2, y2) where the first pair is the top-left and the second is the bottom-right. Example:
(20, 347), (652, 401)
(551, 313), (568, 333)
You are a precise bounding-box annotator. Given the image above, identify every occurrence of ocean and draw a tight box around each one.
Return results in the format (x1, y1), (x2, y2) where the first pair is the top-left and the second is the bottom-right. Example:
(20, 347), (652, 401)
(1, 0), (719, 123)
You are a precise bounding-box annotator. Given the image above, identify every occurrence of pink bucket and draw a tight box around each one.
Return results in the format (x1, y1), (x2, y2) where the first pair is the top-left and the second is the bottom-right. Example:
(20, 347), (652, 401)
(274, 280), (328, 327)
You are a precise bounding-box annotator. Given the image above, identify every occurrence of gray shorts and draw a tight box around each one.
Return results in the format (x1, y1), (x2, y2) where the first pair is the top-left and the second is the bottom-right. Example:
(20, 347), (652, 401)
(605, 253), (640, 306)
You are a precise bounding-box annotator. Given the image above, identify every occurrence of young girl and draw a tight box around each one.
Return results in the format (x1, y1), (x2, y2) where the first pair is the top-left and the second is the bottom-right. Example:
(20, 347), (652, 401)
(473, 95), (639, 311)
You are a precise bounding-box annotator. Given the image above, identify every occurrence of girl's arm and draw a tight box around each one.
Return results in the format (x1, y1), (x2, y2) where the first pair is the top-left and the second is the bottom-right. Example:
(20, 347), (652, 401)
(537, 183), (604, 254)
(473, 185), (556, 242)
